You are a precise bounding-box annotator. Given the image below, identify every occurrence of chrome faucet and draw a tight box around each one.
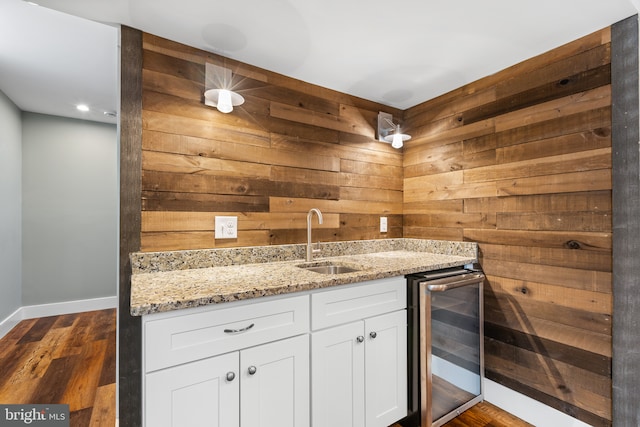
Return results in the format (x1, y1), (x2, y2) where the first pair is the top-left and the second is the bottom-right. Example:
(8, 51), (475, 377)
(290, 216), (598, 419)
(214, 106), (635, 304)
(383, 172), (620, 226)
(306, 208), (323, 262)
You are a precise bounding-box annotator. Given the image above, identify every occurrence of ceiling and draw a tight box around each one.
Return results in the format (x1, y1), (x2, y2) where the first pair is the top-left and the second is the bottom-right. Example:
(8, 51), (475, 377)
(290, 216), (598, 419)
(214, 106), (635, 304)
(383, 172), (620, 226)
(1, 0), (118, 124)
(2, 0), (639, 125)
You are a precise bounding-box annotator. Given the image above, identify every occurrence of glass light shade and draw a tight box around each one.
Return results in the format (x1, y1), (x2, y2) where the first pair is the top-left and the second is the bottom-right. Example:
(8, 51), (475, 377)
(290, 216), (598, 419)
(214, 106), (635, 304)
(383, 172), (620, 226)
(204, 88), (245, 114)
(384, 128), (410, 149)
(392, 132), (404, 149)
(216, 89), (233, 113)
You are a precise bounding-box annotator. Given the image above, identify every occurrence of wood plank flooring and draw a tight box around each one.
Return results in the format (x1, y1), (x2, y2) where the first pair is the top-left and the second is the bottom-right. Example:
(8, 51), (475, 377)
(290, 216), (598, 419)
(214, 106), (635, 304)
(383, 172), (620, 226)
(0, 309), (530, 427)
(440, 401), (534, 427)
(0, 309), (116, 426)
(391, 402), (533, 427)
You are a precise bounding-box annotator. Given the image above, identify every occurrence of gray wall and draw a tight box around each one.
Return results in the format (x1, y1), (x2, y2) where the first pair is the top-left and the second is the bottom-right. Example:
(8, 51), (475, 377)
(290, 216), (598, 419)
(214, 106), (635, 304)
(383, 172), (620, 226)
(22, 112), (117, 305)
(0, 91), (23, 320)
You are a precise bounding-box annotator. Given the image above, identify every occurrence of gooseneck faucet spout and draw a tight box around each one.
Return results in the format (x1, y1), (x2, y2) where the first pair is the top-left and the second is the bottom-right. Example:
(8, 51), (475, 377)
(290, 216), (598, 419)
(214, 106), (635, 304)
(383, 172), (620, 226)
(306, 208), (324, 262)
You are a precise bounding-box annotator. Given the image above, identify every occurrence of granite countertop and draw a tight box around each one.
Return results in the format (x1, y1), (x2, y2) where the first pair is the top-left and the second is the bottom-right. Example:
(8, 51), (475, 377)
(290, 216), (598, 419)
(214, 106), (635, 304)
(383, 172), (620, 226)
(130, 239), (477, 316)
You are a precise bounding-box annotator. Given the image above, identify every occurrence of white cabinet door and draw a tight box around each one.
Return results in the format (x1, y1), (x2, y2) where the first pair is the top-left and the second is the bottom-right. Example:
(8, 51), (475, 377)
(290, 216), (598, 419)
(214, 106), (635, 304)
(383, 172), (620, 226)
(311, 321), (366, 427)
(365, 310), (408, 427)
(311, 310), (407, 427)
(241, 334), (310, 427)
(145, 352), (239, 427)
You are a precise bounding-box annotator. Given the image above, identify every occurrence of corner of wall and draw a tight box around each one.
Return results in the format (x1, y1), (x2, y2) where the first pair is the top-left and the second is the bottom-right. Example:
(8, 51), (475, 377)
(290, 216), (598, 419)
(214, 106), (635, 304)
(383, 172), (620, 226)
(0, 89), (23, 322)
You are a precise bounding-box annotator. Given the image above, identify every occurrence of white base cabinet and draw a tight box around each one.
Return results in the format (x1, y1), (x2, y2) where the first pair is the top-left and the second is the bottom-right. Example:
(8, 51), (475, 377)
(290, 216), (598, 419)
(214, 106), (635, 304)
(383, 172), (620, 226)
(145, 334), (309, 427)
(143, 295), (310, 427)
(311, 277), (408, 427)
(142, 277), (408, 427)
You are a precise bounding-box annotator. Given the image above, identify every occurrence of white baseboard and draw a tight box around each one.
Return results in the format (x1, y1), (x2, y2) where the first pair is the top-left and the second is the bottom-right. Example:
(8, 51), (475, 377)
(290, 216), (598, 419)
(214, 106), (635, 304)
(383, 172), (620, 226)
(484, 379), (592, 427)
(0, 307), (23, 339)
(0, 296), (117, 339)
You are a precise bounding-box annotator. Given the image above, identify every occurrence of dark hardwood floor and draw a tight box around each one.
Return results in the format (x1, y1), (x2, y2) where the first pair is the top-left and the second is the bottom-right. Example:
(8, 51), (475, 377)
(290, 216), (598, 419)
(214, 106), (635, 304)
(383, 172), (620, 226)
(440, 401), (534, 426)
(391, 401), (533, 427)
(0, 309), (116, 426)
(0, 308), (530, 427)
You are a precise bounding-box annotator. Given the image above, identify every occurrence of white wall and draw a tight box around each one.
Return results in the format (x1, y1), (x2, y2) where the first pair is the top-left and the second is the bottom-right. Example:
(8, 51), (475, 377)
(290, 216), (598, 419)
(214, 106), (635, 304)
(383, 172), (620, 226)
(21, 112), (118, 305)
(0, 90), (23, 321)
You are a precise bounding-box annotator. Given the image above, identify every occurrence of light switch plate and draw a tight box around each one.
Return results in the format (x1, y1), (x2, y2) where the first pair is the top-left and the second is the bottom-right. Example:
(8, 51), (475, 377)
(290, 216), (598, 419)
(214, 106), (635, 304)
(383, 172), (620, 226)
(380, 216), (388, 233)
(215, 216), (238, 239)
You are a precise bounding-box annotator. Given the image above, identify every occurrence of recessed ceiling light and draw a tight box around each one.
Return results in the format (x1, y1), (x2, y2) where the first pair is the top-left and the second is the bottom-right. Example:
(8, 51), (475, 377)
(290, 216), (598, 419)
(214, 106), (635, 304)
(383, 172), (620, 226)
(76, 104), (90, 112)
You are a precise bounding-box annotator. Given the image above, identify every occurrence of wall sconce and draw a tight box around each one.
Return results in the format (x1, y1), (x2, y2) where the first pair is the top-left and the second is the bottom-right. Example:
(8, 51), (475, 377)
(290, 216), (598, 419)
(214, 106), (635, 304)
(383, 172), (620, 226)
(204, 63), (244, 114)
(377, 112), (411, 149)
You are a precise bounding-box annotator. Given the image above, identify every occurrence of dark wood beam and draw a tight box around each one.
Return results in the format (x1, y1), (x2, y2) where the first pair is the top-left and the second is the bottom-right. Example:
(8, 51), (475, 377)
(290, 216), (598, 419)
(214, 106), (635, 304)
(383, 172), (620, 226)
(611, 14), (640, 427)
(119, 25), (143, 427)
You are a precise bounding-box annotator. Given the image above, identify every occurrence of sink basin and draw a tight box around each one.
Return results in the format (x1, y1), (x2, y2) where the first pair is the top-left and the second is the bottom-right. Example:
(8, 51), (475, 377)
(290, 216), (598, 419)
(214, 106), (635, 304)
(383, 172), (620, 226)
(303, 265), (360, 274)
(296, 261), (361, 274)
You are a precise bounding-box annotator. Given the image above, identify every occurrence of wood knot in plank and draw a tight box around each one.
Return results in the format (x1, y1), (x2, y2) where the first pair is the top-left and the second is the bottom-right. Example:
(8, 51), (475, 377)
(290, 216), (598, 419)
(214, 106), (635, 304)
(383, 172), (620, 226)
(565, 240), (583, 250)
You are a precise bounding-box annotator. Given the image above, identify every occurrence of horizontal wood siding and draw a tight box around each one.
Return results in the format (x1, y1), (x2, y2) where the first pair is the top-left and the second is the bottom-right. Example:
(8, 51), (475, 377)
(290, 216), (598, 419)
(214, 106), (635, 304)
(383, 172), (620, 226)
(404, 28), (613, 426)
(139, 27), (617, 425)
(141, 34), (402, 251)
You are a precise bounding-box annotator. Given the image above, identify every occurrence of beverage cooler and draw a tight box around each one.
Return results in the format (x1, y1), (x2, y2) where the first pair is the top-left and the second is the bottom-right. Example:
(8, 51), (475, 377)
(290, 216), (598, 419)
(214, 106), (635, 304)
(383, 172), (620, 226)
(401, 265), (485, 427)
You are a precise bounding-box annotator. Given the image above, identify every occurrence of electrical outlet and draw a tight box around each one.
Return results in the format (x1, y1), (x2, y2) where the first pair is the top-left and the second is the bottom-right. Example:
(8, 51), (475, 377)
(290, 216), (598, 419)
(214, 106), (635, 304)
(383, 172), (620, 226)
(380, 216), (388, 233)
(215, 216), (238, 239)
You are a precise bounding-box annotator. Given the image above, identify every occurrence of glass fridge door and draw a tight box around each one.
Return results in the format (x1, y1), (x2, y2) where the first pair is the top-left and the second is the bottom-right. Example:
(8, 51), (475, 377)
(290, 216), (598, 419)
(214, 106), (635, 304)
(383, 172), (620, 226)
(421, 279), (484, 426)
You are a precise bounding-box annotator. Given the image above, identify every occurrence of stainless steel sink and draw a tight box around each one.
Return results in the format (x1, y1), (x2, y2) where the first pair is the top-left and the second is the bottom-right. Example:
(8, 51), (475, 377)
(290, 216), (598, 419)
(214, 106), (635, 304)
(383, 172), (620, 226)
(296, 261), (361, 274)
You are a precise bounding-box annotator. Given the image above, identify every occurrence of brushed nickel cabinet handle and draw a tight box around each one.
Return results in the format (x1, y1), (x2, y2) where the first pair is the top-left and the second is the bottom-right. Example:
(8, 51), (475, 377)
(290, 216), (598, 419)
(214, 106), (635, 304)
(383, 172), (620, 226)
(224, 323), (255, 334)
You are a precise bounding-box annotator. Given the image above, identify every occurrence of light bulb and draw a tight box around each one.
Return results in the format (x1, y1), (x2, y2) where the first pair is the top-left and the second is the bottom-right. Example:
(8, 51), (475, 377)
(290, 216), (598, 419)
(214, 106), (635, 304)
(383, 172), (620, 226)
(391, 132), (403, 149)
(216, 89), (233, 113)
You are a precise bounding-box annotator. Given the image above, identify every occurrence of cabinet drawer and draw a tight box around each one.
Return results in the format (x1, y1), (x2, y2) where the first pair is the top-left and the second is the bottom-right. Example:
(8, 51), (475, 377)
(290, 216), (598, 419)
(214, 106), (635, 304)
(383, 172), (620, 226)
(311, 277), (406, 330)
(144, 294), (309, 372)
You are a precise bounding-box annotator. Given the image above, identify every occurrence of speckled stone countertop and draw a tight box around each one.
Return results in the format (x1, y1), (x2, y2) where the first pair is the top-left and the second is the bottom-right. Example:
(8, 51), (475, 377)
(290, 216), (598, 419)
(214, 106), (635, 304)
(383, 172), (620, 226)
(130, 239), (477, 316)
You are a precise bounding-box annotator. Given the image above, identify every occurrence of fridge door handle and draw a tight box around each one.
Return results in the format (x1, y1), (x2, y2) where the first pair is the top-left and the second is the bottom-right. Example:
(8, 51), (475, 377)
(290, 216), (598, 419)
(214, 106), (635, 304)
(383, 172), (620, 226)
(426, 273), (485, 292)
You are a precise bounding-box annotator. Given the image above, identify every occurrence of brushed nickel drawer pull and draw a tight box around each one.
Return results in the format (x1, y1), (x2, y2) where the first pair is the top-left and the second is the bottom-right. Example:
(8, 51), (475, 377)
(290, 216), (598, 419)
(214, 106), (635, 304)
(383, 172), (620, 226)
(224, 323), (255, 334)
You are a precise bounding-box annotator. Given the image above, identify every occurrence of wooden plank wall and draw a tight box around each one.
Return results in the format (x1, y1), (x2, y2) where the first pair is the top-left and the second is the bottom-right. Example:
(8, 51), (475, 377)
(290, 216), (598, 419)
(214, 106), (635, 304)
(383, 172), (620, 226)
(403, 28), (613, 426)
(140, 34), (403, 252)
(140, 26), (615, 425)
